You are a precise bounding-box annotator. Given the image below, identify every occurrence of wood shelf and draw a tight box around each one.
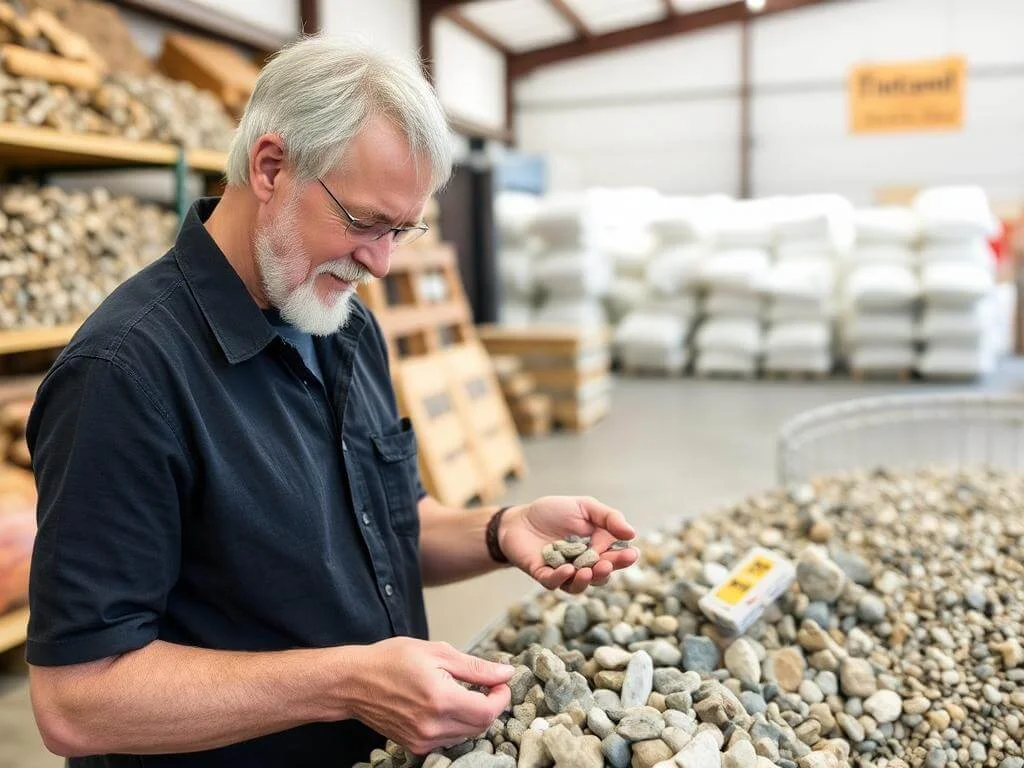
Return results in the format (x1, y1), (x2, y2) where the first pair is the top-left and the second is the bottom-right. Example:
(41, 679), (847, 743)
(0, 606), (29, 654)
(0, 324), (79, 355)
(186, 147), (229, 174)
(0, 124), (227, 173)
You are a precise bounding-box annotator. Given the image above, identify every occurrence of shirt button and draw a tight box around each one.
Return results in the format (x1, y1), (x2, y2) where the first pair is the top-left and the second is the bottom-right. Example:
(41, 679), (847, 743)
(362, 513), (371, 525)
(384, 584), (394, 597)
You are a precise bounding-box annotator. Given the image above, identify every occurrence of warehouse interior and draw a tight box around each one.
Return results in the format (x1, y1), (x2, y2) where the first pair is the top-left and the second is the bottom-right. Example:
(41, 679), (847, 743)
(1, 1), (1023, 767)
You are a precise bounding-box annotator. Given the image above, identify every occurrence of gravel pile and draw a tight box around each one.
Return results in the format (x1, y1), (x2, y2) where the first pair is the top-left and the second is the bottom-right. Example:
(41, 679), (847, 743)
(362, 468), (1024, 768)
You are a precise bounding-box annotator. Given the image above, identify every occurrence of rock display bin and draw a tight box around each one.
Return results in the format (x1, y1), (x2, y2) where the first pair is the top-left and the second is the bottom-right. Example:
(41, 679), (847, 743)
(358, 469), (1024, 768)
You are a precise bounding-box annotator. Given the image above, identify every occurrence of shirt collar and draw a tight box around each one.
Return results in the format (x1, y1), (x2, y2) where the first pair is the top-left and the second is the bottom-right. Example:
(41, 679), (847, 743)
(174, 197), (368, 365)
(174, 197), (276, 364)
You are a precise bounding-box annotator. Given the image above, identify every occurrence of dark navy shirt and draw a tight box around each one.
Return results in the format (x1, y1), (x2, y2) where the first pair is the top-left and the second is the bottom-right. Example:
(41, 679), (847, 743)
(26, 198), (429, 767)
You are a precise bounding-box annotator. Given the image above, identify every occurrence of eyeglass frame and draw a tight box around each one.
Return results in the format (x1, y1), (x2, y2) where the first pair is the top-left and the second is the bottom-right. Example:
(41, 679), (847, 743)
(316, 178), (429, 247)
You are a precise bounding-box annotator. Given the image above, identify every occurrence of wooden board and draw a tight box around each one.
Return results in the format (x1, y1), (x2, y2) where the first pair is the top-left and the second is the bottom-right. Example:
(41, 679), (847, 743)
(444, 342), (526, 499)
(0, 122), (176, 167)
(0, 606), (29, 654)
(0, 123), (227, 174)
(490, 354), (522, 380)
(499, 371), (536, 400)
(551, 395), (611, 432)
(850, 368), (912, 382)
(158, 33), (259, 115)
(477, 325), (611, 357)
(0, 324), (78, 355)
(186, 148), (229, 174)
(393, 353), (485, 508)
(530, 364), (610, 390)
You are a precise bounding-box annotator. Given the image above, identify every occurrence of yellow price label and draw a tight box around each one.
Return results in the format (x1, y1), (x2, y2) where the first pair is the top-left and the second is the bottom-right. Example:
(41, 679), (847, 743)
(714, 556), (775, 606)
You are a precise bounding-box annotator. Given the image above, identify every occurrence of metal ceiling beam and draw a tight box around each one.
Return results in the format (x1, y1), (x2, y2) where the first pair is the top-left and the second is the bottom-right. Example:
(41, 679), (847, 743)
(548, 0), (592, 39)
(442, 6), (513, 54)
(510, 0), (839, 78)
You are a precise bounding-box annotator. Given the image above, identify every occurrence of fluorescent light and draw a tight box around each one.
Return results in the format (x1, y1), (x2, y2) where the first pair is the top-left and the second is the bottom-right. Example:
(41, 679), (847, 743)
(746, 0), (767, 11)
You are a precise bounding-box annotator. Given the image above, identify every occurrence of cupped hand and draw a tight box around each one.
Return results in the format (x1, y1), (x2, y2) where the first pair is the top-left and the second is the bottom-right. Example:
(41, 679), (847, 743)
(499, 495), (638, 594)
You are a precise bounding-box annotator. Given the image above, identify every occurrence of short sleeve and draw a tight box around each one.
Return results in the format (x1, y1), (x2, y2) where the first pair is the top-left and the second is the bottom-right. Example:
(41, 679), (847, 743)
(26, 355), (191, 666)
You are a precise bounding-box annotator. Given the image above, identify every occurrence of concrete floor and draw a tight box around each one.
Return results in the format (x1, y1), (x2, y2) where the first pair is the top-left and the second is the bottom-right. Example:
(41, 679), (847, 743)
(3, 368), (1022, 766)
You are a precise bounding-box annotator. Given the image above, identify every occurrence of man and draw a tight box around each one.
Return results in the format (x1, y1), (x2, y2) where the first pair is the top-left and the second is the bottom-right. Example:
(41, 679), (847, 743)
(25, 36), (637, 767)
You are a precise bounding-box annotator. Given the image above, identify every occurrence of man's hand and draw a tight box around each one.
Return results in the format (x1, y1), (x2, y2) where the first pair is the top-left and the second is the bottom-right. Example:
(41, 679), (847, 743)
(345, 637), (513, 754)
(499, 496), (638, 594)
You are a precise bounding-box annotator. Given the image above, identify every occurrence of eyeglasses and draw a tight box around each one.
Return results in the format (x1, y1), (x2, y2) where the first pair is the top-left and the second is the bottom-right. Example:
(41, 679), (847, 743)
(317, 178), (429, 248)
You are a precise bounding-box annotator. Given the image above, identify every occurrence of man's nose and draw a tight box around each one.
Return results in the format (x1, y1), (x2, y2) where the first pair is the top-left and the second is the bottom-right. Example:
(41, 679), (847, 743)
(353, 234), (394, 280)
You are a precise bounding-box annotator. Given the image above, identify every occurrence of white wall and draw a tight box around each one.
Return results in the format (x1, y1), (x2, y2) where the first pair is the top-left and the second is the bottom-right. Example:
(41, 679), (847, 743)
(516, 25), (742, 194)
(515, 0), (1024, 205)
(192, 0), (299, 37)
(751, 0), (1024, 204)
(432, 17), (507, 133)
(321, 0), (419, 65)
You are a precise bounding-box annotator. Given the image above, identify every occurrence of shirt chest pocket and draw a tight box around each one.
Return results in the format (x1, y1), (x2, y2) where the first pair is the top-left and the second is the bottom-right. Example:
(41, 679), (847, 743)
(370, 419), (421, 537)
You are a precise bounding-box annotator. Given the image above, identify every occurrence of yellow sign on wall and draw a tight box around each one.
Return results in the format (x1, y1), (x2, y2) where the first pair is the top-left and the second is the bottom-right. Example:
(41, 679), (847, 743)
(850, 56), (966, 134)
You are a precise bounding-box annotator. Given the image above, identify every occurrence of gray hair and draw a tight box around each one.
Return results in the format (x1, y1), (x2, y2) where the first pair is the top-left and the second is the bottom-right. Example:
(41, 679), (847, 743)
(226, 35), (452, 192)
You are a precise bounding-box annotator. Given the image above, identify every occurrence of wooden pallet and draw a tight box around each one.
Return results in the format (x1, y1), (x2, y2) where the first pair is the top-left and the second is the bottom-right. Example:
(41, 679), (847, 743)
(510, 393), (552, 438)
(764, 369), (832, 382)
(477, 324), (611, 360)
(551, 395), (611, 433)
(444, 342), (527, 495)
(358, 245), (474, 361)
(392, 354), (484, 507)
(850, 368), (912, 382)
(359, 245), (526, 504)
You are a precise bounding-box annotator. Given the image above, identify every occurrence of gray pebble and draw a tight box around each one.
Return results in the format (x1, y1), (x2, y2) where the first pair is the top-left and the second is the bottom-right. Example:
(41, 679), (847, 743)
(682, 636), (720, 674)
(562, 604), (589, 640)
(739, 691), (767, 715)
(831, 549), (873, 585)
(856, 595), (887, 624)
(647, 639), (682, 667)
(803, 602), (831, 629)
(542, 544), (566, 568)
(815, 671), (838, 697)
(586, 707), (614, 738)
(620, 650), (654, 709)
(573, 548), (600, 569)
(601, 733), (631, 768)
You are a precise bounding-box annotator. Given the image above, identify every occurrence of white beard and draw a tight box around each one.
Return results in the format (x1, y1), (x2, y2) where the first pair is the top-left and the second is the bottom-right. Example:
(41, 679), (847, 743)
(255, 200), (372, 336)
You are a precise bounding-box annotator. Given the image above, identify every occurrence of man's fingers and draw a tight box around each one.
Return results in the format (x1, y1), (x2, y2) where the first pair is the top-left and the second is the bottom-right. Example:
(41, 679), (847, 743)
(578, 497), (636, 541)
(439, 646), (515, 687)
(561, 567), (593, 594)
(445, 683), (511, 732)
(599, 547), (639, 571)
(591, 559), (614, 583)
(536, 563), (575, 591)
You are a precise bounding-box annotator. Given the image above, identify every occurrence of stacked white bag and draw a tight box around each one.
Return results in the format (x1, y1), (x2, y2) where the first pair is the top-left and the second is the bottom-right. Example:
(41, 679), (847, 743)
(614, 196), (710, 374)
(693, 199), (771, 376)
(495, 191), (540, 327)
(762, 195), (850, 375)
(593, 188), (659, 326)
(841, 206), (921, 373)
(530, 193), (611, 329)
(914, 186), (1002, 378)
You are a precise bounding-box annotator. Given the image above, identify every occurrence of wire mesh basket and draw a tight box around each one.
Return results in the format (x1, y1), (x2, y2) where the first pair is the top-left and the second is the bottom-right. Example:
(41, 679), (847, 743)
(777, 392), (1024, 485)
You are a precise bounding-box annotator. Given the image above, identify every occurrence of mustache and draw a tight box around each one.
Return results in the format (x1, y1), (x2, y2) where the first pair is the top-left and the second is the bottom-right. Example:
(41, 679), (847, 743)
(315, 259), (372, 285)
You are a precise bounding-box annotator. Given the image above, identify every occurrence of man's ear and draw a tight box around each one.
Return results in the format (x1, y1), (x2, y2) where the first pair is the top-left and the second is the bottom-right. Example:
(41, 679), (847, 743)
(249, 134), (286, 204)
